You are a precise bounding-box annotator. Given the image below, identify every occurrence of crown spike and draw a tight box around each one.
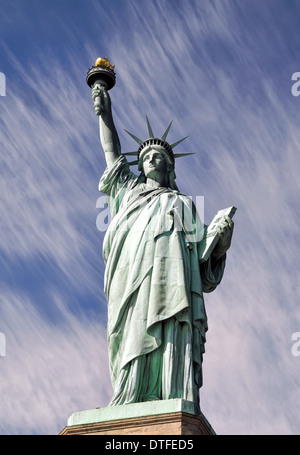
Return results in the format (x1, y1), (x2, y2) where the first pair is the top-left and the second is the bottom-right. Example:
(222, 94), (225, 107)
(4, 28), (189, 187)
(124, 129), (143, 145)
(170, 136), (188, 149)
(123, 151), (139, 156)
(161, 120), (173, 141)
(173, 152), (194, 158)
(146, 116), (154, 138)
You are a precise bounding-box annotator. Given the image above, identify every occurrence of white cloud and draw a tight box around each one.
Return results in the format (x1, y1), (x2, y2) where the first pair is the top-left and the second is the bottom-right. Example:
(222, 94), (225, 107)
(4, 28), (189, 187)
(0, 289), (112, 435)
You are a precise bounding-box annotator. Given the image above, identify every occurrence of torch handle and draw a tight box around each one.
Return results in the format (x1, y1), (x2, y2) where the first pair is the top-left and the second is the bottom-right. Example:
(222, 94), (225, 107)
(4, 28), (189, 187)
(92, 80), (108, 116)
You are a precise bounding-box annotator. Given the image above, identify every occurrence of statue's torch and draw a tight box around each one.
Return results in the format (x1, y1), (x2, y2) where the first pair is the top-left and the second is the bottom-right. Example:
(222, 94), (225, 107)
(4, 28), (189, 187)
(86, 57), (116, 115)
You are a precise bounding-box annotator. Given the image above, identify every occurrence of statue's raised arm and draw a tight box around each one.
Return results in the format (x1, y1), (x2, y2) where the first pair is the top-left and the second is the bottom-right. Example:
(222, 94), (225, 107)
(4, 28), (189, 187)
(87, 58), (121, 169)
(92, 84), (121, 169)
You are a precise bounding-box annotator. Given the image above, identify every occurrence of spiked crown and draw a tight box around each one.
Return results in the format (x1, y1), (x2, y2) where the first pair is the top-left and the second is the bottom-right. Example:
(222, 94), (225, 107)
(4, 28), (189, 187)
(123, 117), (193, 171)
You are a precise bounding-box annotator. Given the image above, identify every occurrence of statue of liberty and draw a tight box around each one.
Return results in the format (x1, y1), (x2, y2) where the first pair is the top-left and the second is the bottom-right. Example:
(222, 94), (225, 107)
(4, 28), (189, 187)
(90, 65), (234, 414)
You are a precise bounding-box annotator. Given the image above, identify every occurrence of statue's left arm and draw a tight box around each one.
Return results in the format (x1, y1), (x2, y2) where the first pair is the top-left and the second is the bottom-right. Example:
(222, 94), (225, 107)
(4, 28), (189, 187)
(210, 215), (234, 264)
(200, 215), (234, 292)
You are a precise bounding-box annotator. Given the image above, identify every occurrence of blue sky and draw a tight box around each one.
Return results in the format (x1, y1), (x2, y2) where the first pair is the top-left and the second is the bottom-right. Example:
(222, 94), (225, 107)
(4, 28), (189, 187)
(0, 0), (300, 435)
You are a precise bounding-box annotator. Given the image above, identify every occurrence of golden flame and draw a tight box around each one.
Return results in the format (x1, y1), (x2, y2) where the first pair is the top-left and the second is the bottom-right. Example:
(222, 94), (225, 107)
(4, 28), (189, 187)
(95, 57), (115, 71)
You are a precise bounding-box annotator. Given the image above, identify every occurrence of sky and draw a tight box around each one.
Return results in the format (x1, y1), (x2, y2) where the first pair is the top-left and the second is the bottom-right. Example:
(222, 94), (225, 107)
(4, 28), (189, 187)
(0, 0), (300, 435)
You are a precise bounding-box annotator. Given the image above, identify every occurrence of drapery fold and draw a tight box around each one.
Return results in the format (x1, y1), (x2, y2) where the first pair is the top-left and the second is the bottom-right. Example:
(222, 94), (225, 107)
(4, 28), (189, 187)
(98, 156), (225, 408)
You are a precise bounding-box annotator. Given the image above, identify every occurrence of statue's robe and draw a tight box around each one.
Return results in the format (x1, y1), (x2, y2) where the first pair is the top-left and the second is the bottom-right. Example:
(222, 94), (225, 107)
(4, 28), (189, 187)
(99, 156), (225, 410)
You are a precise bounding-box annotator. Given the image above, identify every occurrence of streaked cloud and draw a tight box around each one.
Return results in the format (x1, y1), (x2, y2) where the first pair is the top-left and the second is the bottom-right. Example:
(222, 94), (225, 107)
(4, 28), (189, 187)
(0, 288), (112, 434)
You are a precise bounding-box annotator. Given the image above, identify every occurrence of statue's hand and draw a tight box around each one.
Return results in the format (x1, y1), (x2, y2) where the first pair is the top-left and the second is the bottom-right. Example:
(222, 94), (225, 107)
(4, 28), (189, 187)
(211, 215), (234, 260)
(91, 83), (111, 116)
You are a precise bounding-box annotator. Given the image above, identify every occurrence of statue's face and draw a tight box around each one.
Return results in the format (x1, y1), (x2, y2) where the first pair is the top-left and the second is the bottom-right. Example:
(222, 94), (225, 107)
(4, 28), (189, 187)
(142, 146), (168, 179)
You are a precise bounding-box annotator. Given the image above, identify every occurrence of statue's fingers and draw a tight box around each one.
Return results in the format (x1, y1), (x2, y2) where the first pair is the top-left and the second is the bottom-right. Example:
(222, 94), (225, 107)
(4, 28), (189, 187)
(217, 219), (227, 230)
(224, 215), (232, 225)
(223, 216), (234, 230)
(92, 87), (102, 101)
(228, 219), (234, 230)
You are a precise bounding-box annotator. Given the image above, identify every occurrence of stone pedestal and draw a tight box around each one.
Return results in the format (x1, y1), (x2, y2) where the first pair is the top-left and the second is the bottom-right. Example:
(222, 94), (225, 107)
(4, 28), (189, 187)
(60, 399), (215, 435)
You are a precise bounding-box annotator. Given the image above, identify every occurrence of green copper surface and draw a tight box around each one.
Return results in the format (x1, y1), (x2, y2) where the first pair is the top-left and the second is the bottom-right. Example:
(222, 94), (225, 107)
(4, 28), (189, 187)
(67, 398), (215, 434)
(89, 77), (234, 413)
